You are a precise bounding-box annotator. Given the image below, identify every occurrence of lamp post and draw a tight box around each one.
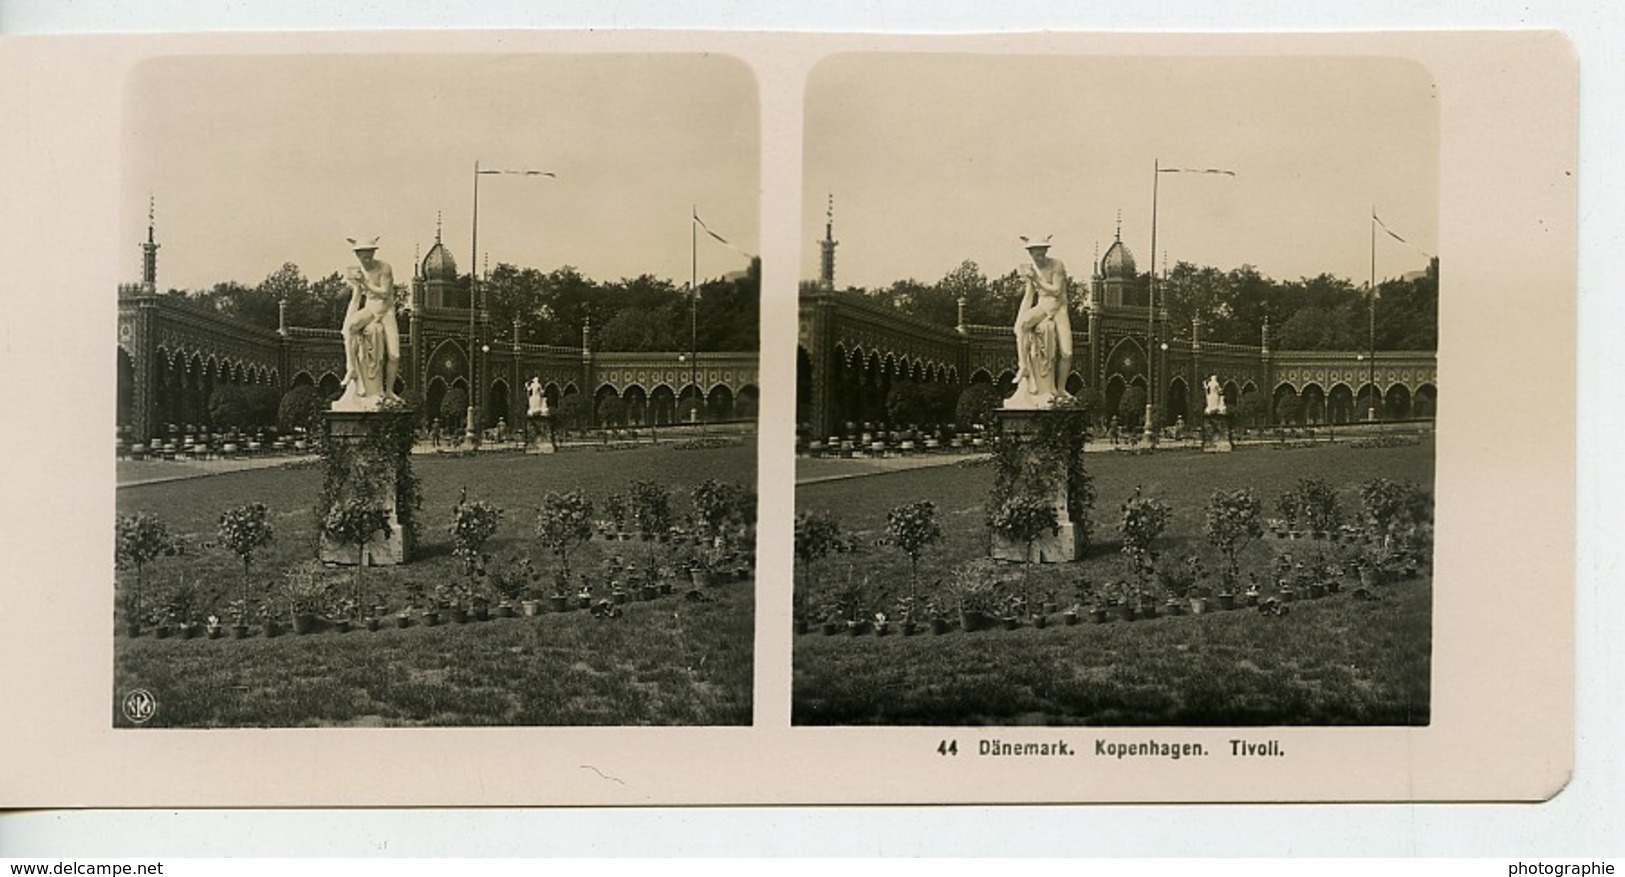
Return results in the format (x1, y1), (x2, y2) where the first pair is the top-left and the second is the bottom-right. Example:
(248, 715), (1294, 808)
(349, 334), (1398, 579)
(468, 160), (556, 447)
(1147, 159), (1235, 443)
(1368, 206), (1379, 423)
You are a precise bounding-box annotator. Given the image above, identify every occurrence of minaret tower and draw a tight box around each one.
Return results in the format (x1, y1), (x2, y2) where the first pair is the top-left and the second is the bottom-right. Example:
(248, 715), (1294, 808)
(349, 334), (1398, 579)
(140, 196), (160, 292)
(818, 193), (838, 292)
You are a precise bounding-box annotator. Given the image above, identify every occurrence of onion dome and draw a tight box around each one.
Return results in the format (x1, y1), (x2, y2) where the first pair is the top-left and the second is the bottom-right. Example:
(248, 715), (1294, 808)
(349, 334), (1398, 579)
(422, 239), (458, 283)
(1100, 237), (1137, 280)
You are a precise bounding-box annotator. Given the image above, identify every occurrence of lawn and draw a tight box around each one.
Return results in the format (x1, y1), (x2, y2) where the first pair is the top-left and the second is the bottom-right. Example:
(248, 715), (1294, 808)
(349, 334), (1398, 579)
(114, 442), (757, 727)
(793, 437), (1434, 726)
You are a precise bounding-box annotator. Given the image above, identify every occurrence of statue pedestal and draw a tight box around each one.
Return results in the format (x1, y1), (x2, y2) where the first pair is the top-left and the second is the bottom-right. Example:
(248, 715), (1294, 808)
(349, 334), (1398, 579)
(989, 406), (1086, 564)
(318, 410), (415, 566)
(1202, 412), (1234, 453)
(526, 414), (557, 454)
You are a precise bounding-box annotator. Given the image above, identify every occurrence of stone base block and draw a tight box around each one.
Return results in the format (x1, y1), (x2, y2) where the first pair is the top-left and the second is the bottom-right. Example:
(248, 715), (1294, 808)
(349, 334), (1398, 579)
(990, 520), (1084, 564)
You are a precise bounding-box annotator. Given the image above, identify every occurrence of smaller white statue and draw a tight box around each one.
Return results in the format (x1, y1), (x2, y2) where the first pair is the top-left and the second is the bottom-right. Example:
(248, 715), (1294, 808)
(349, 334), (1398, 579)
(1203, 375), (1227, 415)
(526, 376), (550, 417)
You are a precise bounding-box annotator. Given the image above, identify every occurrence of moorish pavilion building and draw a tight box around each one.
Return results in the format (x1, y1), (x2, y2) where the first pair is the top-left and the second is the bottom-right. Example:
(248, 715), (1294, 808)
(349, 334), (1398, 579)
(797, 212), (1437, 438)
(116, 215), (758, 443)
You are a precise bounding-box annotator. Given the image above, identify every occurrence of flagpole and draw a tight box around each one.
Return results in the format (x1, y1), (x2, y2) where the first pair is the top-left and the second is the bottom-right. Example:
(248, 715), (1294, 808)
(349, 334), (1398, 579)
(690, 205), (699, 426)
(467, 159), (480, 446)
(1368, 206), (1377, 423)
(1145, 158), (1159, 444)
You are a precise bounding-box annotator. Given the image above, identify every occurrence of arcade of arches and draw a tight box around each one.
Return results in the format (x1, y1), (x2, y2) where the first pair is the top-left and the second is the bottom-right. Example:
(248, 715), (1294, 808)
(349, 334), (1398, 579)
(116, 235), (757, 442)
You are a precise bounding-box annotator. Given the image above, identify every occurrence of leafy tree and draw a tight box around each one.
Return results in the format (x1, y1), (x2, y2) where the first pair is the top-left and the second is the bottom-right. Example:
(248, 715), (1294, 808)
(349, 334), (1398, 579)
(1118, 385), (1148, 426)
(536, 490), (594, 591)
(115, 512), (176, 624)
(449, 499), (503, 577)
(954, 383), (1001, 430)
(596, 395), (628, 428)
(218, 503), (274, 610)
(884, 381), (931, 428)
(1118, 488), (1173, 593)
(1205, 488), (1263, 591)
(987, 493), (1058, 608)
(278, 384), (325, 434)
(886, 500), (943, 610)
(439, 387), (470, 431)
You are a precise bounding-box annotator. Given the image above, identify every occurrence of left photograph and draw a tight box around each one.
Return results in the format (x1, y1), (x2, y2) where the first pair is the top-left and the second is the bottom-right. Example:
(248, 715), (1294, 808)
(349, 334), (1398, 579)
(113, 54), (760, 728)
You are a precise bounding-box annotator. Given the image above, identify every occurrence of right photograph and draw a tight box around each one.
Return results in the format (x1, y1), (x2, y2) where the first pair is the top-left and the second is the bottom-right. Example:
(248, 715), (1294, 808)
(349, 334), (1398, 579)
(793, 53), (1438, 726)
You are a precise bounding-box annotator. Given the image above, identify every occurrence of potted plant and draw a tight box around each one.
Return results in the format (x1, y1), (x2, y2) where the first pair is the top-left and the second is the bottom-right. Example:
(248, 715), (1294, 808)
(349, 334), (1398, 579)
(537, 488), (594, 603)
(873, 612), (891, 637)
(257, 601), (281, 638)
(948, 559), (996, 633)
(1062, 604), (1080, 626)
(1294, 477), (1343, 540)
(627, 479), (674, 587)
(115, 512), (177, 639)
(794, 510), (848, 636)
(226, 599), (251, 639)
(820, 605), (842, 636)
(281, 564), (327, 635)
(885, 499), (944, 620)
(1206, 487), (1264, 611)
(490, 555), (533, 618)
(1118, 487), (1173, 614)
(331, 595), (358, 633)
(604, 491), (630, 540)
(1158, 554), (1198, 616)
(205, 613), (224, 640)
(577, 576), (594, 610)
(926, 598), (951, 635)
(1276, 489), (1303, 538)
(217, 501), (274, 641)
(395, 606), (412, 629)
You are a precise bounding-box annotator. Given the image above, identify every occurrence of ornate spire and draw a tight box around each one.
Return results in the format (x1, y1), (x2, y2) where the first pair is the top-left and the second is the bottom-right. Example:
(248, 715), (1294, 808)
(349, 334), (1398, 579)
(140, 194), (160, 289)
(819, 191), (839, 291)
(435, 210), (443, 243)
(1115, 209), (1122, 242)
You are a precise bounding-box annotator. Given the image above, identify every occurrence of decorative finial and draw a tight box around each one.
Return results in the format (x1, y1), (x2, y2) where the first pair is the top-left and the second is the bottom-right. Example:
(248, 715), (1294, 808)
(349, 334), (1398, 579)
(827, 192), (834, 222)
(435, 210), (443, 243)
(1115, 209), (1122, 241)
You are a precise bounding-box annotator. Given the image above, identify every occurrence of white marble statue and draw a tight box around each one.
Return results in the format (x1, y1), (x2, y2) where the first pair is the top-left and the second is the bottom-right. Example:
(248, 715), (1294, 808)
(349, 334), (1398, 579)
(332, 236), (401, 412)
(1005, 235), (1073, 409)
(526, 376), (550, 417)
(1204, 374), (1227, 415)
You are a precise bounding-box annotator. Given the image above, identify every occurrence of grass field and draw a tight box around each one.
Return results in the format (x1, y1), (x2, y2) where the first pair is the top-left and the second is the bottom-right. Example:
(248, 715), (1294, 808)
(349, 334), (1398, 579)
(114, 442), (756, 727)
(793, 438), (1434, 726)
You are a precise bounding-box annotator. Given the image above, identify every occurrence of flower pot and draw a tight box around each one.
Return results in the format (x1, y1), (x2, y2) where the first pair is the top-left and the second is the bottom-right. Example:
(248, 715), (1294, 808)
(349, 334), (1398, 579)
(450, 607), (469, 624)
(335, 619), (352, 633)
(690, 569), (715, 589)
(1307, 583), (1326, 600)
(395, 615), (411, 629)
(1327, 580), (1342, 594)
(497, 603), (516, 619)
(612, 591), (629, 605)
(640, 586), (659, 602)
(263, 619), (281, 638)
(959, 609), (987, 633)
(1279, 588), (1297, 603)
(577, 595), (592, 609)
(1163, 600), (1184, 617)
(423, 610), (441, 626)
(821, 621), (840, 636)
(521, 600), (541, 618)
(1041, 601), (1058, 615)
(546, 595), (568, 613)
(125, 622), (142, 639)
(1357, 567), (1377, 588)
(1089, 608), (1107, 624)
(659, 582), (674, 596)
(293, 613), (317, 635)
(930, 618), (950, 635)
(902, 620), (918, 636)
(874, 622), (890, 637)
(1217, 593), (1236, 611)
(1117, 603), (1137, 622)
(847, 620), (866, 637)
(1062, 611), (1079, 626)
(231, 624), (249, 639)
(364, 617), (380, 632)
(181, 623), (200, 640)
(155, 624), (172, 639)
(1138, 602), (1158, 620)
(1032, 614), (1048, 629)
(1002, 616), (1020, 631)
(794, 618), (809, 636)
(206, 626), (223, 640)
(1188, 597), (1208, 616)
(1245, 592), (1260, 607)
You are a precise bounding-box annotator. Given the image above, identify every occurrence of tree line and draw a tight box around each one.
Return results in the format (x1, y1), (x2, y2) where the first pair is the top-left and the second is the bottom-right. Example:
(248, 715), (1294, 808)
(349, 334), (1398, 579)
(803, 256), (1437, 352)
(159, 257), (761, 353)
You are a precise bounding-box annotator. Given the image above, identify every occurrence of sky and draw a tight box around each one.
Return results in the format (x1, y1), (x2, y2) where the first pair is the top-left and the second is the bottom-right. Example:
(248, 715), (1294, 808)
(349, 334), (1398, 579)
(123, 54), (760, 293)
(802, 53), (1438, 290)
